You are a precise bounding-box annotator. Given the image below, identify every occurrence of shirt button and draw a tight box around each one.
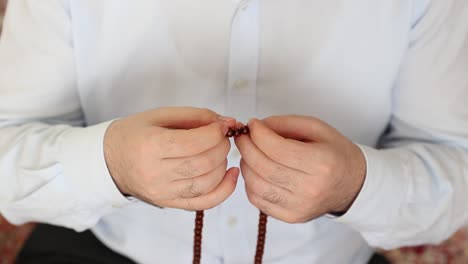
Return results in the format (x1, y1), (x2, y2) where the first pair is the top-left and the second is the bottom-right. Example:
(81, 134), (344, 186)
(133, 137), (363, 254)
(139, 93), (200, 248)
(234, 79), (249, 90)
(227, 217), (238, 228)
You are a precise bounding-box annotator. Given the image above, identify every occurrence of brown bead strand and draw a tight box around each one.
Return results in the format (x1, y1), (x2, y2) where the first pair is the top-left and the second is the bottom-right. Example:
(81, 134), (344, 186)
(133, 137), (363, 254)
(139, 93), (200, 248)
(255, 211), (268, 264)
(226, 126), (249, 138)
(193, 125), (264, 264)
(193, 210), (204, 264)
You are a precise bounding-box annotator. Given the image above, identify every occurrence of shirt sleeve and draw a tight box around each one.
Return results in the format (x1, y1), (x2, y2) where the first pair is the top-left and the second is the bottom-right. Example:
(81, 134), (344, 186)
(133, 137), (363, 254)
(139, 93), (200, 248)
(335, 0), (468, 249)
(0, 0), (131, 232)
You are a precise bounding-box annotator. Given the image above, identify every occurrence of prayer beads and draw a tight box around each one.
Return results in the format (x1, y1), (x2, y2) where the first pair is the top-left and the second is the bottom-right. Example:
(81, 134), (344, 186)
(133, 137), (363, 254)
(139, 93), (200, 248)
(193, 125), (267, 264)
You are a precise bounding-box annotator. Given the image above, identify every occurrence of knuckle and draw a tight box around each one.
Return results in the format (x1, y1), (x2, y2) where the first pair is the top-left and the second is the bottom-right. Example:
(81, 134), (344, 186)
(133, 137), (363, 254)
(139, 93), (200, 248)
(256, 162), (273, 177)
(266, 165), (292, 186)
(206, 167), (226, 191)
(246, 189), (263, 208)
(290, 147), (305, 164)
(267, 148), (283, 162)
(246, 191), (258, 205)
(246, 176), (261, 190)
(247, 192), (269, 212)
(179, 179), (203, 199)
(184, 139), (204, 154)
(262, 189), (284, 205)
(173, 160), (196, 178)
(199, 201), (218, 211)
(201, 155), (218, 171)
(185, 199), (196, 211)
(282, 214), (303, 224)
(157, 131), (179, 154)
(258, 204), (272, 216)
(318, 161), (335, 176)
(246, 193), (255, 205)
(307, 185), (324, 200)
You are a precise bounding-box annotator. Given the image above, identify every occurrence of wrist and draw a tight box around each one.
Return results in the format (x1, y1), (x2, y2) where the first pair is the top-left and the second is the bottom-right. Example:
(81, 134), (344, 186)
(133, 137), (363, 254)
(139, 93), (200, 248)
(333, 143), (367, 213)
(103, 119), (131, 196)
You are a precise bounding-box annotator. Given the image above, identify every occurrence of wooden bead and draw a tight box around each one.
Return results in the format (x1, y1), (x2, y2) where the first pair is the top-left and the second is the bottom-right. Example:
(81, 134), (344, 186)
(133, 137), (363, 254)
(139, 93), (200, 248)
(226, 126), (250, 138)
(226, 129), (235, 137)
(234, 128), (241, 137)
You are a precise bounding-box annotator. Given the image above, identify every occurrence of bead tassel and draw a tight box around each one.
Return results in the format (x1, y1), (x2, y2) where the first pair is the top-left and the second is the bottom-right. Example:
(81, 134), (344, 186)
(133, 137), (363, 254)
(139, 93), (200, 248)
(193, 126), (267, 264)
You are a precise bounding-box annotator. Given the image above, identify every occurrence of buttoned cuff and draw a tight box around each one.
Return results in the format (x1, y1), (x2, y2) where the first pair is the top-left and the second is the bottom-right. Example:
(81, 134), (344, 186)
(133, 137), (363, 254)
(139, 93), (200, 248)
(332, 145), (409, 236)
(60, 121), (132, 217)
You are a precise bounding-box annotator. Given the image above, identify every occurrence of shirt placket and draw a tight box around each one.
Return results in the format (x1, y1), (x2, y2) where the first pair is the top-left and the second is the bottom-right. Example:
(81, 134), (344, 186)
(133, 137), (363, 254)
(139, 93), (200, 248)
(226, 0), (260, 123)
(222, 0), (260, 263)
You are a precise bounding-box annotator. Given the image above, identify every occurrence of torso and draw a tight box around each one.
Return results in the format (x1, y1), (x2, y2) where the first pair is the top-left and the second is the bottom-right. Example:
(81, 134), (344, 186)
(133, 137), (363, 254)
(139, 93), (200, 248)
(68, 1), (414, 263)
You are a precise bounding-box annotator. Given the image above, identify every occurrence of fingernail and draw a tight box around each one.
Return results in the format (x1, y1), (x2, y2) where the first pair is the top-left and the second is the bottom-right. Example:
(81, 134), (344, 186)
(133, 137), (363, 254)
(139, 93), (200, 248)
(231, 168), (240, 182)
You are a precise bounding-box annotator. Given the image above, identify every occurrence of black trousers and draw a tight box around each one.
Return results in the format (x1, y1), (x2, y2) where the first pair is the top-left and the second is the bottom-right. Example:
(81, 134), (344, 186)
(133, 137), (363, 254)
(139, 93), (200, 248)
(17, 224), (390, 264)
(16, 224), (136, 264)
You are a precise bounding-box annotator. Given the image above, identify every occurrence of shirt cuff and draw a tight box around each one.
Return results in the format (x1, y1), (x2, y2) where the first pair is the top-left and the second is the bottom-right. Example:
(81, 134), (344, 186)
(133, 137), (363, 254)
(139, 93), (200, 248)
(332, 145), (409, 235)
(60, 120), (132, 213)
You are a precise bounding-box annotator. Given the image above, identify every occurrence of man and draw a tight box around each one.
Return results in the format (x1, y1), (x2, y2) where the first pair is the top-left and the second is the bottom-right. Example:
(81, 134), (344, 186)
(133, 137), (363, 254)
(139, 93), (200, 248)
(0, 0), (467, 263)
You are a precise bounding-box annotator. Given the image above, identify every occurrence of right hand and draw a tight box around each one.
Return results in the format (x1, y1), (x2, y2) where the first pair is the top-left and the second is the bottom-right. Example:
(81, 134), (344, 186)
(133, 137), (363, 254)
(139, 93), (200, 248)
(103, 107), (239, 210)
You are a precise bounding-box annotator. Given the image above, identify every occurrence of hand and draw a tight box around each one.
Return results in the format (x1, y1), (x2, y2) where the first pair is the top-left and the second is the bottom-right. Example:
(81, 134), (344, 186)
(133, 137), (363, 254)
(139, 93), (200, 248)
(104, 107), (240, 210)
(235, 115), (366, 223)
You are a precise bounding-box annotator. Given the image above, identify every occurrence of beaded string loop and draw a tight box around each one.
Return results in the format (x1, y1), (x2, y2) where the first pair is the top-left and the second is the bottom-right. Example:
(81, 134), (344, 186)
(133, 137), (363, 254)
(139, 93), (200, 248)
(193, 125), (267, 264)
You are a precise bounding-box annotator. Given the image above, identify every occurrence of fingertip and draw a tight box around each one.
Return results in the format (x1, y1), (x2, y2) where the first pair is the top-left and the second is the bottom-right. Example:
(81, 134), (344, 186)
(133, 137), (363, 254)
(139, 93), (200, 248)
(218, 120), (235, 136)
(248, 118), (266, 132)
(220, 122), (230, 136)
(261, 115), (280, 126)
(247, 118), (259, 127)
(227, 167), (240, 183)
(218, 116), (236, 125)
(218, 115), (235, 121)
(236, 121), (245, 128)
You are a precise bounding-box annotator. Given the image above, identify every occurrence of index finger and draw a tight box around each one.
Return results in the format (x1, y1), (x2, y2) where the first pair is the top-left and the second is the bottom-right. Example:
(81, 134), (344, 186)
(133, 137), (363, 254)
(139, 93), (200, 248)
(248, 118), (315, 173)
(155, 120), (234, 158)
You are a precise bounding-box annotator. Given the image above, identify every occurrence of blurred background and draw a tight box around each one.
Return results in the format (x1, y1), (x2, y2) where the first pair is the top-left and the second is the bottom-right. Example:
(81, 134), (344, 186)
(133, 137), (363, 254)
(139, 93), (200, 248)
(0, 1), (467, 263)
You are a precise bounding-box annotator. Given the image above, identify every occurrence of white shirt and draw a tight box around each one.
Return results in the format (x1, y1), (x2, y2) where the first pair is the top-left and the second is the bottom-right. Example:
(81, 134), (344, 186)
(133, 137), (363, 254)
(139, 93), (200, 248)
(1, 0), (468, 263)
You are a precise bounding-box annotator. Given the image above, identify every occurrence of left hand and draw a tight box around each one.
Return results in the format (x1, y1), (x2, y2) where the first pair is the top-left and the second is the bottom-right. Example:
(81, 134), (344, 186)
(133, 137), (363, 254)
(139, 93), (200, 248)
(234, 115), (366, 223)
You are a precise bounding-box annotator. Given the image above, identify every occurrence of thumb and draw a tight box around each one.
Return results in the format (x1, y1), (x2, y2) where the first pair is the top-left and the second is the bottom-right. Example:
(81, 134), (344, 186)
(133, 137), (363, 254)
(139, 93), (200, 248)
(261, 115), (338, 142)
(146, 107), (236, 129)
